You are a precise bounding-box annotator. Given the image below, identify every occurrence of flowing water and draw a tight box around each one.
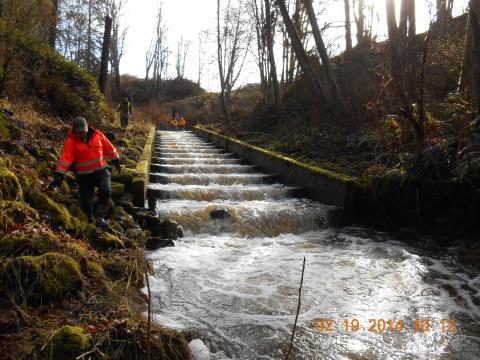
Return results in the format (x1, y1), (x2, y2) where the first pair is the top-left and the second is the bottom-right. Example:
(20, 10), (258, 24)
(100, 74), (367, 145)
(146, 131), (480, 360)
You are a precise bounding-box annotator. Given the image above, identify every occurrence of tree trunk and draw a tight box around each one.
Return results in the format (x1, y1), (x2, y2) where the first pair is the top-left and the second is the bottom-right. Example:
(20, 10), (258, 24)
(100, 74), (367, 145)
(386, 0), (399, 70)
(98, 16), (112, 95)
(276, 0), (329, 105)
(344, 0), (352, 51)
(87, 0), (92, 71)
(0, 0), (4, 18)
(216, 0), (229, 121)
(49, 0), (59, 48)
(265, 0), (281, 111)
(356, 0), (365, 44)
(302, 0), (348, 117)
(467, 0), (480, 113)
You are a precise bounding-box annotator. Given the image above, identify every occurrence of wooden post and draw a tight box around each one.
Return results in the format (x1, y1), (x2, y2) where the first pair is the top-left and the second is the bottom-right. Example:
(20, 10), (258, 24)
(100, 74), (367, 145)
(98, 16), (112, 94)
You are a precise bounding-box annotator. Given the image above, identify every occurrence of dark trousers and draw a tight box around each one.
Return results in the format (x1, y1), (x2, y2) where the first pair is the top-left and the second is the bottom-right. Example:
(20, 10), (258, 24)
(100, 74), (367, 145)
(78, 168), (111, 221)
(121, 115), (129, 128)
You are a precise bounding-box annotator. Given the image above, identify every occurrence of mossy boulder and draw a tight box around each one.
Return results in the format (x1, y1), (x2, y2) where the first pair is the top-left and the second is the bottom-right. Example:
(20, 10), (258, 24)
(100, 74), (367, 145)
(112, 168), (137, 187)
(0, 156), (12, 169)
(7, 124), (22, 140)
(124, 228), (148, 248)
(43, 325), (90, 360)
(123, 158), (137, 169)
(102, 257), (144, 287)
(0, 166), (23, 201)
(62, 242), (88, 262)
(155, 219), (183, 240)
(93, 232), (124, 250)
(85, 260), (106, 280)
(0, 113), (9, 138)
(0, 200), (38, 232)
(0, 229), (59, 256)
(69, 204), (88, 223)
(27, 191), (91, 238)
(111, 182), (125, 200)
(2, 252), (83, 304)
(146, 237), (174, 250)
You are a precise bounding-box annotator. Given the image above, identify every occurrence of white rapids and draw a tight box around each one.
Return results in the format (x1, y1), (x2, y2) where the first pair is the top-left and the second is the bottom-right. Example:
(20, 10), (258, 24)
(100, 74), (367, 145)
(145, 131), (480, 360)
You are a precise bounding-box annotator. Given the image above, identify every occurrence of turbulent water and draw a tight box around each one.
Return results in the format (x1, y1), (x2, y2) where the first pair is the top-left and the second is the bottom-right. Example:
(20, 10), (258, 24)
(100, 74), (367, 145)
(146, 131), (480, 360)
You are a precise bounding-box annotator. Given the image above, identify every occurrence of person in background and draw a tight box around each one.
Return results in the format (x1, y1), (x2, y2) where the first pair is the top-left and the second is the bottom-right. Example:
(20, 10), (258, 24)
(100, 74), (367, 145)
(117, 96), (132, 129)
(178, 117), (186, 130)
(48, 117), (122, 227)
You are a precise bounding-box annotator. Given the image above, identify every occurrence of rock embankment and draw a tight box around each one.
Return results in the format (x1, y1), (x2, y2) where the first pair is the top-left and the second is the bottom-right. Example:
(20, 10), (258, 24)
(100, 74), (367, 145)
(0, 107), (191, 359)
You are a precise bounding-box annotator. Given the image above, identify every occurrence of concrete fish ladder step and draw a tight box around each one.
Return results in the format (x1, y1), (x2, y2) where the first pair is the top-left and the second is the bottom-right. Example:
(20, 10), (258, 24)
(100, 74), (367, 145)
(152, 199), (332, 237)
(147, 184), (296, 201)
(150, 163), (258, 174)
(149, 173), (272, 185)
(153, 158), (241, 165)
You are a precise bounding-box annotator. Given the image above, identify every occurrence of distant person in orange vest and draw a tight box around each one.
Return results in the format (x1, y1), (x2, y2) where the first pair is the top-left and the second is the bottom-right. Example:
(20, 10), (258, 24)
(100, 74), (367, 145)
(178, 117), (186, 130)
(48, 117), (121, 227)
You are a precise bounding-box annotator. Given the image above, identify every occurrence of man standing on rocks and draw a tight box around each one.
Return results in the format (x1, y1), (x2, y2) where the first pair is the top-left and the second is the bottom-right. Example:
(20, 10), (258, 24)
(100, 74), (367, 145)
(49, 117), (122, 227)
(117, 96), (132, 129)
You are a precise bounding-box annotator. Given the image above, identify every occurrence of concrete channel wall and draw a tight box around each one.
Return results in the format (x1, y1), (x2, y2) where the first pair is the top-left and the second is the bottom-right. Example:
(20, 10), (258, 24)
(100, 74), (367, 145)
(132, 126), (156, 208)
(194, 126), (358, 219)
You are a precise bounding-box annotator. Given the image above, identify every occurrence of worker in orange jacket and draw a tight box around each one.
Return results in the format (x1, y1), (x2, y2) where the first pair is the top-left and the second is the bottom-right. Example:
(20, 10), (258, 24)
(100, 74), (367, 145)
(49, 117), (121, 226)
(178, 117), (186, 130)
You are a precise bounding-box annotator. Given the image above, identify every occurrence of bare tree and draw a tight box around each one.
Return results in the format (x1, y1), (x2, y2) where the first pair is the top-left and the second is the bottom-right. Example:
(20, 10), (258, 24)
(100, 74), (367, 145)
(49, 0), (59, 48)
(302, 0), (348, 117)
(175, 36), (191, 79)
(250, 0), (268, 101)
(436, 0), (454, 22)
(108, 0), (127, 97)
(98, 15), (112, 94)
(216, 0), (252, 121)
(354, 0), (365, 44)
(265, 0), (280, 110)
(344, 0), (352, 51)
(276, 0), (327, 102)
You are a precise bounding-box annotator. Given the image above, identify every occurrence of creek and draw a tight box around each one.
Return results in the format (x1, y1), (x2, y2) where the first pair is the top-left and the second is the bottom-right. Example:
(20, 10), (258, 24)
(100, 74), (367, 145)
(146, 131), (480, 360)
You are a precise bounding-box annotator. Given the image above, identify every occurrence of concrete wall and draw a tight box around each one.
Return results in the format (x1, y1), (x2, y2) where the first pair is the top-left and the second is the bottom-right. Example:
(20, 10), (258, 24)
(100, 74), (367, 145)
(132, 126), (155, 208)
(194, 126), (357, 218)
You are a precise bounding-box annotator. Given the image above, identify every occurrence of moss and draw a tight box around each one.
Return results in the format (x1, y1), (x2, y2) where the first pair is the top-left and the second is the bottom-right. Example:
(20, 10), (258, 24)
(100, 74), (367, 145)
(2, 252), (83, 304)
(0, 156), (12, 169)
(123, 158), (137, 169)
(102, 257), (144, 287)
(111, 168), (137, 186)
(111, 182), (125, 199)
(124, 228), (148, 248)
(61, 242), (88, 261)
(85, 260), (106, 280)
(0, 229), (59, 256)
(0, 166), (23, 201)
(27, 191), (74, 231)
(43, 325), (90, 360)
(69, 204), (88, 223)
(93, 232), (124, 250)
(0, 113), (10, 138)
(111, 206), (129, 219)
(0, 200), (38, 233)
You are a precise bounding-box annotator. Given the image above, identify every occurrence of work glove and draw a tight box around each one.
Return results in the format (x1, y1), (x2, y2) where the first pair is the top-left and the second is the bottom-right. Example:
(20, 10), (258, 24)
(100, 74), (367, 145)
(112, 158), (122, 174)
(48, 173), (64, 191)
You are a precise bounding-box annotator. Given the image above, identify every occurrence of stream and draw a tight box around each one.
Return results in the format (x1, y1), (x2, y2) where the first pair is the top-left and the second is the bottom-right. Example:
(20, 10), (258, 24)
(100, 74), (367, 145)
(146, 130), (480, 360)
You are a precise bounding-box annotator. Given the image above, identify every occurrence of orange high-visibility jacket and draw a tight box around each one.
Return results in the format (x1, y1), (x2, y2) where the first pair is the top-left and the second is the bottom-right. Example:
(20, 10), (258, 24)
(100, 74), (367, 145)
(178, 118), (186, 126)
(55, 128), (119, 175)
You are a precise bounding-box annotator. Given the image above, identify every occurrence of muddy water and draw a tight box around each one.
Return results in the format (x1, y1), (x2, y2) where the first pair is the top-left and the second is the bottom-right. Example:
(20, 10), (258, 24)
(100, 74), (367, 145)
(147, 131), (480, 360)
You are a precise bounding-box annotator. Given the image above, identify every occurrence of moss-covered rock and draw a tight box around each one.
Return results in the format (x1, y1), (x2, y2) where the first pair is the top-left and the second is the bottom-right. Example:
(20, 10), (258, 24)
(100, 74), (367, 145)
(0, 156), (12, 169)
(85, 260), (106, 280)
(0, 229), (59, 256)
(102, 257), (143, 287)
(123, 158), (137, 169)
(110, 205), (129, 219)
(0, 113), (9, 138)
(111, 182), (125, 200)
(69, 204), (88, 223)
(43, 325), (90, 360)
(0, 200), (38, 232)
(93, 232), (124, 250)
(124, 228), (148, 248)
(0, 166), (23, 201)
(62, 242), (88, 261)
(2, 252), (83, 304)
(26, 191), (91, 238)
(155, 219), (183, 240)
(7, 124), (22, 140)
(112, 168), (137, 186)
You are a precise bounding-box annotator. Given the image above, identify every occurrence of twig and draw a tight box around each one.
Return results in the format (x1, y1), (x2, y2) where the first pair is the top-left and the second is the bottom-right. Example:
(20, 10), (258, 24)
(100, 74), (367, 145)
(145, 270), (152, 360)
(285, 257), (306, 360)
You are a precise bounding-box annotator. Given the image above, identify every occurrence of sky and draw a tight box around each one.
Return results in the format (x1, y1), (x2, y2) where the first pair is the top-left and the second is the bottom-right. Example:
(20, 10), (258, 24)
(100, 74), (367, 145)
(121, 0), (469, 92)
